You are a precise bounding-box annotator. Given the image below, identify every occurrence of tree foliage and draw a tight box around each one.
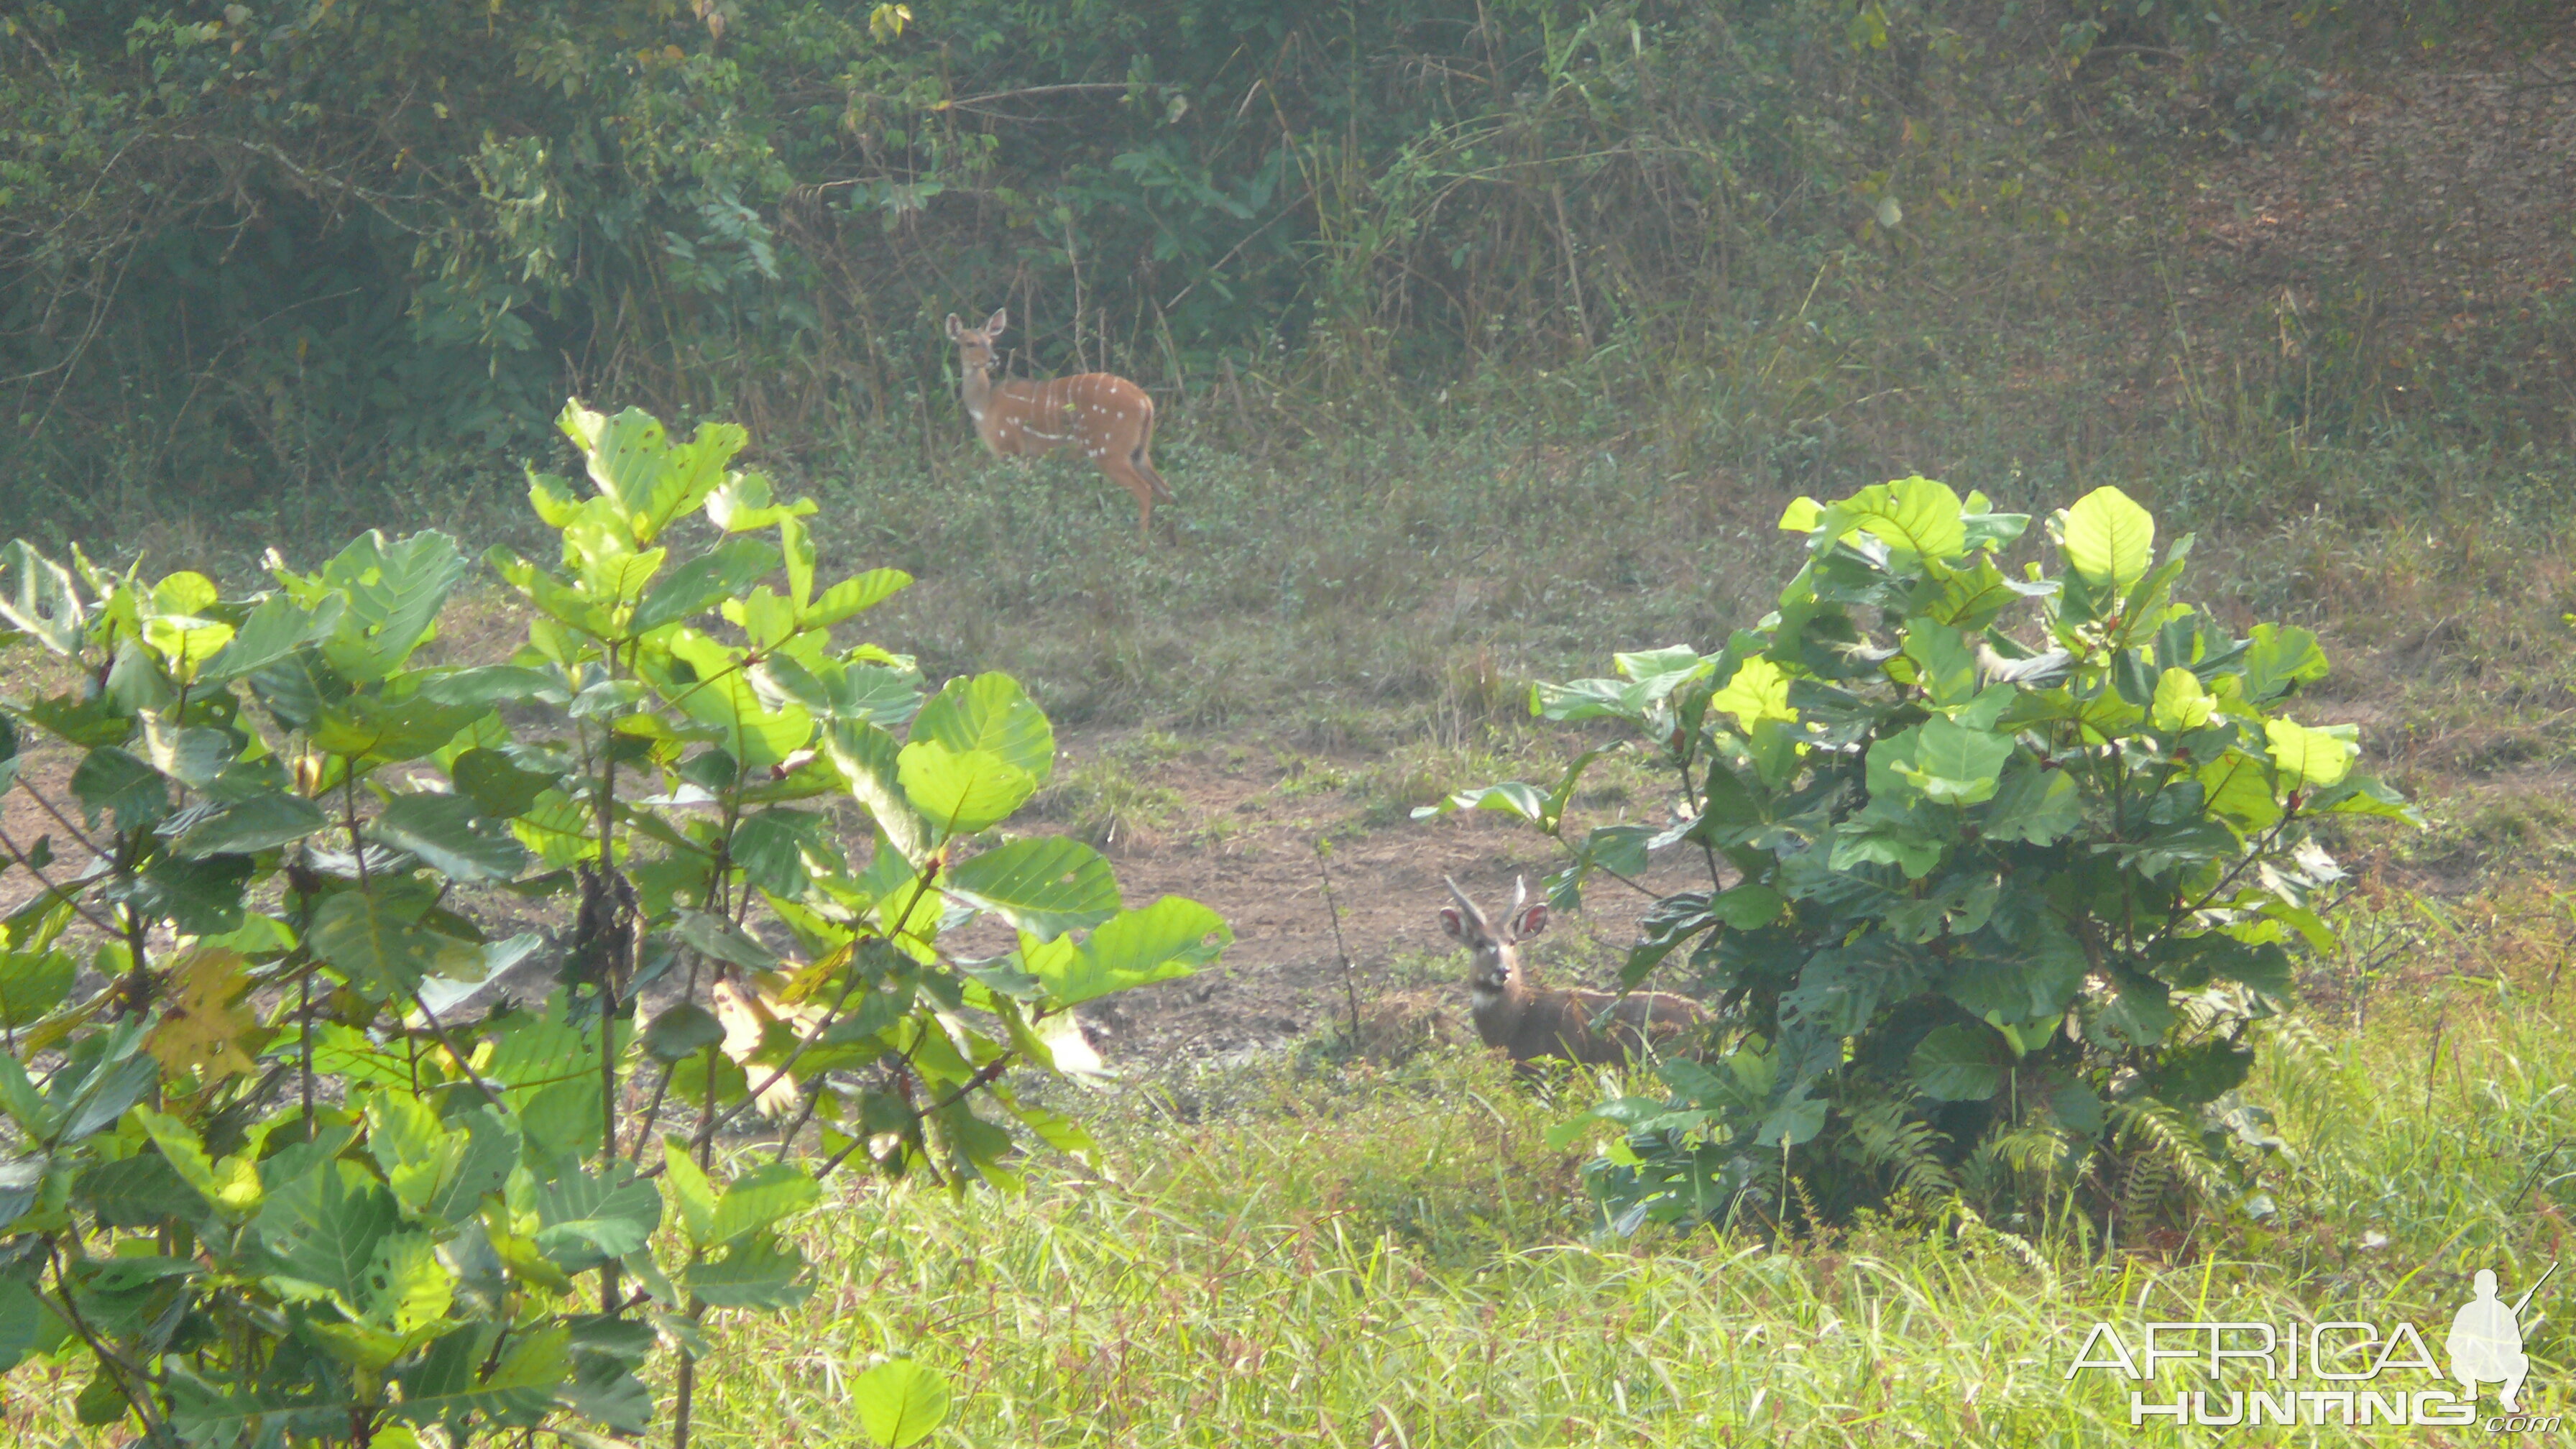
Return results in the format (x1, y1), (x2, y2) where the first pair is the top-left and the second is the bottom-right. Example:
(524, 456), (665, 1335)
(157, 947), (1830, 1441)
(0, 399), (1223, 1445)
(2, 0), (2455, 523)
(1425, 478), (2411, 1236)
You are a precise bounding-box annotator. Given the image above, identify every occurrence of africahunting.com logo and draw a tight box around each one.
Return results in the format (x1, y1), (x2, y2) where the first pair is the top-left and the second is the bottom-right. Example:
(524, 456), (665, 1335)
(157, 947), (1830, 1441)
(2065, 1264), (2559, 1432)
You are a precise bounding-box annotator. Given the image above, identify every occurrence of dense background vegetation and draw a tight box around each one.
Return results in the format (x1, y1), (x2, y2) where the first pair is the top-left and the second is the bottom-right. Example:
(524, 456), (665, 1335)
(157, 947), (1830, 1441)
(4, 0), (2569, 553)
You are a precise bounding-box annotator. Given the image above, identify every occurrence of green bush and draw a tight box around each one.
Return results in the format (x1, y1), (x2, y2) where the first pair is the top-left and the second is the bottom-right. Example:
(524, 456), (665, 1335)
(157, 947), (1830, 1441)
(0, 401), (1223, 1445)
(1425, 477), (2412, 1237)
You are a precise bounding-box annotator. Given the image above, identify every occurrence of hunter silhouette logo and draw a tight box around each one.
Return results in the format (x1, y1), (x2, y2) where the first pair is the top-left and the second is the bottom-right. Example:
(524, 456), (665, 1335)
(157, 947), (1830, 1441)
(2450, 1264), (2555, 1412)
(2066, 1261), (2560, 1432)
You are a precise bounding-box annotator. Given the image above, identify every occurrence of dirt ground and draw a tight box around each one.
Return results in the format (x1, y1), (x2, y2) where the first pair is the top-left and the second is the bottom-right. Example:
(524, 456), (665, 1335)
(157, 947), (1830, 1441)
(0, 713), (1718, 1071)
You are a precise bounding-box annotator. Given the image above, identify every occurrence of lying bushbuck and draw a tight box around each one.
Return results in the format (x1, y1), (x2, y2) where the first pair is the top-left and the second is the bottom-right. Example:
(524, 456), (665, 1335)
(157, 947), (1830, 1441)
(1438, 876), (1708, 1077)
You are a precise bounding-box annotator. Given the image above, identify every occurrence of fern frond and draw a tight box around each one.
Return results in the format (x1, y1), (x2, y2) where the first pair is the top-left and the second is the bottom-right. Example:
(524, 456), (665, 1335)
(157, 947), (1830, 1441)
(1845, 1099), (1959, 1208)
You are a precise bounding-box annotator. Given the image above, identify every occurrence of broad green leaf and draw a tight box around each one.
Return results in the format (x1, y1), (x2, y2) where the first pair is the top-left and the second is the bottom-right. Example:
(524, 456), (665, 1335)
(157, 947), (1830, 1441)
(451, 748), (556, 819)
(300, 530), (469, 683)
(0, 1046), (46, 1137)
(1029, 896), (1229, 1007)
(2197, 750), (2284, 831)
(413, 664), (561, 709)
(1828, 808), (1945, 880)
(1709, 657), (1795, 732)
(632, 536), (782, 635)
(309, 890), (461, 997)
(661, 1140), (720, 1246)
(704, 471), (819, 533)
(1411, 780), (1548, 825)
(805, 568), (914, 627)
(71, 746), (169, 832)
(0, 944), (75, 1028)
(390, 1322), (567, 1427)
(708, 1162), (820, 1243)
(60, 1049), (158, 1144)
(175, 794), (328, 857)
(661, 628), (813, 770)
(828, 720), (931, 865)
(533, 1167), (663, 1269)
(255, 1160), (398, 1301)
(312, 694), (489, 765)
(0, 540), (85, 653)
(853, 1360), (950, 1449)
(0, 1274), (40, 1373)
(897, 742), (1034, 837)
(675, 909), (780, 971)
(1977, 760), (2084, 845)
(2264, 719), (2358, 788)
(2240, 623), (2330, 701)
(1909, 1024), (2002, 1101)
(1711, 883), (1785, 928)
(911, 673), (1054, 787)
(374, 793), (529, 882)
(199, 592), (341, 682)
(2056, 486), (2154, 591)
(685, 1233), (812, 1309)
(1754, 1091), (1827, 1148)
(944, 837), (1120, 941)
(1819, 477), (1966, 563)
(360, 1230), (452, 1335)
(1891, 718), (2012, 806)
(2150, 666), (2217, 732)
(1612, 645), (1711, 695)
(643, 1003), (727, 1063)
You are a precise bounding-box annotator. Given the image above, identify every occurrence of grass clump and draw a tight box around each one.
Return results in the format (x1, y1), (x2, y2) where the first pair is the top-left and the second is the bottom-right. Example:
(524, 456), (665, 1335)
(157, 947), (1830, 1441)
(647, 956), (2576, 1447)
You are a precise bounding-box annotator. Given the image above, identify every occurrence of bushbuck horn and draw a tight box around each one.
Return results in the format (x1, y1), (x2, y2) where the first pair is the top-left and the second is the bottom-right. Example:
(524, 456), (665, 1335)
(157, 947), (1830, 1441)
(1437, 876), (1709, 1080)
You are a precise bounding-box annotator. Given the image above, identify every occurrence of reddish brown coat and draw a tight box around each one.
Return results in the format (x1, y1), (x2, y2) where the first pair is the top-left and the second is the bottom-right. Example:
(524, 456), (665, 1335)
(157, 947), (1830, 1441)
(946, 308), (1172, 539)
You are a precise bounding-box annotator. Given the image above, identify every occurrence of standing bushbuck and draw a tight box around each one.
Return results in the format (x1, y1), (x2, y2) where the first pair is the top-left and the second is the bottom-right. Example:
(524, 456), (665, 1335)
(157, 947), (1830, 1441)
(1439, 876), (1708, 1077)
(944, 308), (1172, 539)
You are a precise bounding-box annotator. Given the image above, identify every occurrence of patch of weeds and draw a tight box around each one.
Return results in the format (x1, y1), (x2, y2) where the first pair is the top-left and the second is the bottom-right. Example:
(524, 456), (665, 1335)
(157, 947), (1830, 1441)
(1377, 946), (1463, 991)
(1028, 752), (1187, 851)
(1269, 750), (1351, 797)
(2401, 791), (2576, 876)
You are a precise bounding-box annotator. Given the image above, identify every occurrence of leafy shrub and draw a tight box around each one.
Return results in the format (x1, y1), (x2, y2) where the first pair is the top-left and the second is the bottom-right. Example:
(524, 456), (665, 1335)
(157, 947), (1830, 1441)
(0, 402), (1223, 1445)
(1425, 479), (2411, 1236)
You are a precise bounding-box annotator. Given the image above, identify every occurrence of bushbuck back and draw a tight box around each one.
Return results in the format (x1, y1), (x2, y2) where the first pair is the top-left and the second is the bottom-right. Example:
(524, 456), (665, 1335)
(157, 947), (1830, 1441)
(944, 308), (1172, 538)
(1438, 876), (1708, 1076)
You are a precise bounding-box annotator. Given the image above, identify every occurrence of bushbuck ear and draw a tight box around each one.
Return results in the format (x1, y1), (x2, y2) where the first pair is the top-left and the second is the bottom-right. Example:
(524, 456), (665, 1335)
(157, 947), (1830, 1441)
(944, 313), (964, 339)
(1511, 903), (1550, 941)
(984, 307), (1008, 336)
(1438, 907), (1467, 942)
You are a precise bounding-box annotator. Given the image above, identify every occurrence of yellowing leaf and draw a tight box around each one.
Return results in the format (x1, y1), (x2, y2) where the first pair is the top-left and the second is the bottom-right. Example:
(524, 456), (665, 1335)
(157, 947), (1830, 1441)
(2058, 486), (2155, 590)
(1710, 658), (1795, 733)
(146, 947), (262, 1082)
(710, 978), (822, 1116)
(1778, 496), (1823, 532)
(2150, 666), (2216, 732)
(2265, 719), (2358, 788)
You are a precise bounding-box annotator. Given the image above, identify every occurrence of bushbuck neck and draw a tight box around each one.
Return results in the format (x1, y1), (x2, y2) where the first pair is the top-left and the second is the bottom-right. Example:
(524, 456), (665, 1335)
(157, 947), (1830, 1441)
(944, 308), (1172, 539)
(1438, 876), (1708, 1076)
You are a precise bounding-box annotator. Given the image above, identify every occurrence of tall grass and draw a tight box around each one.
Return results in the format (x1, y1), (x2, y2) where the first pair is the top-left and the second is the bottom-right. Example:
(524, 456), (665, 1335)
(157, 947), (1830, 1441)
(637, 953), (2576, 1448)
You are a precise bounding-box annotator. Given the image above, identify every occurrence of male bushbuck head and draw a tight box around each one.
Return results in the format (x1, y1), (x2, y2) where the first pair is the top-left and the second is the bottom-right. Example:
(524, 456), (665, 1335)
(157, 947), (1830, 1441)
(1439, 876), (1708, 1077)
(944, 308), (1173, 539)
